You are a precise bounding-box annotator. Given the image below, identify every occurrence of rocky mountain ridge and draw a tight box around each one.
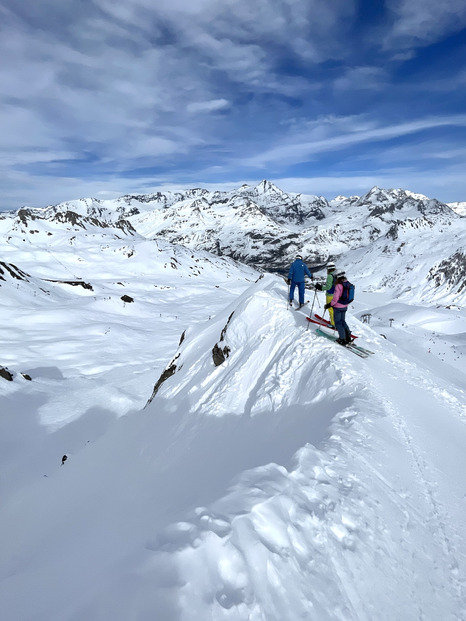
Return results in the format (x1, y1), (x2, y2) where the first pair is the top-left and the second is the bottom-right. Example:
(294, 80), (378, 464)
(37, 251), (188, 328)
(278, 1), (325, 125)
(2, 181), (465, 304)
(6, 181), (459, 267)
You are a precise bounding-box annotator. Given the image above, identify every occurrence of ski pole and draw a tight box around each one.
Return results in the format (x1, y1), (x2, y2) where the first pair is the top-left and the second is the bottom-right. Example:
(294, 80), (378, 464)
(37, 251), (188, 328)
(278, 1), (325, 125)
(309, 288), (318, 318)
(307, 289), (316, 330)
(309, 286), (322, 316)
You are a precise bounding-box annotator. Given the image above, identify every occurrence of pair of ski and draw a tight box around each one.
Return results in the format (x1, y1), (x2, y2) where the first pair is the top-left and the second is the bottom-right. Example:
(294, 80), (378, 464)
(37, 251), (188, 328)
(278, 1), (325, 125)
(290, 300), (310, 311)
(307, 313), (375, 358)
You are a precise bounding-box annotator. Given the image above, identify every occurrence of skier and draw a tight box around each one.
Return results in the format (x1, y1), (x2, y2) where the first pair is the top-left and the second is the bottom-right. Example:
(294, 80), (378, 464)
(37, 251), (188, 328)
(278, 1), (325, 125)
(287, 254), (313, 309)
(315, 262), (337, 326)
(324, 271), (353, 345)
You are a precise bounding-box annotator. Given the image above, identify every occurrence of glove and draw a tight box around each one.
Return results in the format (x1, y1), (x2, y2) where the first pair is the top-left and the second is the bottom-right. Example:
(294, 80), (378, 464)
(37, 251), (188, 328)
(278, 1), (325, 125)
(286, 279), (291, 285)
(324, 303), (331, 310)
(315, 283), (323, 291)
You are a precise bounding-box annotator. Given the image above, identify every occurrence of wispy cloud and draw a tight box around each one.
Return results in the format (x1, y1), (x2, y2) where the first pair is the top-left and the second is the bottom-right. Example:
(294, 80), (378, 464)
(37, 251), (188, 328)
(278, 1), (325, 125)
(333, 66), (388, 92)
(240, 115), (466, 168)
(274, 168), (466, 202)
(187, 99), (230, 114)
(0, 0), (465, 209)
(384, 0), (466, 47)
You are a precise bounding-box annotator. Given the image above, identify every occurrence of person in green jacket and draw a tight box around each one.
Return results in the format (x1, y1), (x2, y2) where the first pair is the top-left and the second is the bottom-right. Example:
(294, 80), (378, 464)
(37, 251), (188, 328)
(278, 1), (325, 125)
(315, 262), (336, 326)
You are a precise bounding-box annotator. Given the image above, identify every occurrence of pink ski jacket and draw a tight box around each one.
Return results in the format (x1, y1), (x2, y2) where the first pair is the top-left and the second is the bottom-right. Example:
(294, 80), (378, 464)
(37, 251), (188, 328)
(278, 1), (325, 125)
(330, 283), (348, 309)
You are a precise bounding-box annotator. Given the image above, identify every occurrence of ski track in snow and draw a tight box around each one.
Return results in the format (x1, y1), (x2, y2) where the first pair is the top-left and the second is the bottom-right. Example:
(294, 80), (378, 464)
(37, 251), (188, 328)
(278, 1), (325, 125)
(389, 396), (465, 607)
(363, 353), (466, 612)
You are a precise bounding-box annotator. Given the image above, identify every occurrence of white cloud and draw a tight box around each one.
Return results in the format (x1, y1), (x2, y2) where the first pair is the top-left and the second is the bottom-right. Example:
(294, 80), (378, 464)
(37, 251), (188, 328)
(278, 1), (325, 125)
(385, 0), (466, 47)
(187, 99), (230, 114)
(333, 66), (387, 92)
(1, 0), (350, 189)
(240, 115), (466, 168)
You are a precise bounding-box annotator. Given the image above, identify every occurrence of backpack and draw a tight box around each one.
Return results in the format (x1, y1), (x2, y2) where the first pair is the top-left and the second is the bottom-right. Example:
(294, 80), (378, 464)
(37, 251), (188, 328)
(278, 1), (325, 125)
(339, 281), (355, 304)
(327, 273), (336, 295)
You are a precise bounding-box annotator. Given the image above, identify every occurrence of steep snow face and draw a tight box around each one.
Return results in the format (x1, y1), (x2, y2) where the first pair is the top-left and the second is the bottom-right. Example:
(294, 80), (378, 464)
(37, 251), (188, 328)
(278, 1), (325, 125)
(332, 214), (466, 305)
(1, 272), (465, 621)
(448, 201), (466, 217)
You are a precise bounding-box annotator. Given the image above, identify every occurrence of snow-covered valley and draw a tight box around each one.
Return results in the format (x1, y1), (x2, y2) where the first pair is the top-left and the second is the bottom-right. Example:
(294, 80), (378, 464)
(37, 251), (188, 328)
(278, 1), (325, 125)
(1, 183), (465, 620)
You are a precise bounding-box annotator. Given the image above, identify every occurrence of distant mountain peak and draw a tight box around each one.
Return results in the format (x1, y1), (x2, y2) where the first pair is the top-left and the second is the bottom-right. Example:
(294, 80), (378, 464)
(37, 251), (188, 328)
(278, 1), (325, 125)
(256, 179), (282, 193)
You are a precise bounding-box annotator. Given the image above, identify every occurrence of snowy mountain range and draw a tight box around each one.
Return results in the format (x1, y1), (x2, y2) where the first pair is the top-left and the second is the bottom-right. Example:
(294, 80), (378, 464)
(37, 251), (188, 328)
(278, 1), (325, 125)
(1, 182), (465, 620)
(5, 180), (466, 304)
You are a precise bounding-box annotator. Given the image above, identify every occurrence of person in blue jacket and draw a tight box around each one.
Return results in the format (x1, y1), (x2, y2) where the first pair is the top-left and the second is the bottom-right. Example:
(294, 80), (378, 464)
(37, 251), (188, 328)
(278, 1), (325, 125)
(287, 254), (313, 308)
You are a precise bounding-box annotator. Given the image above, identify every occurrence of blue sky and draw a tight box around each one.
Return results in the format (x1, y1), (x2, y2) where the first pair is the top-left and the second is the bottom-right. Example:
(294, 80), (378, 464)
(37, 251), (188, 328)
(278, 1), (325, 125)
(1, 0), (466, 210)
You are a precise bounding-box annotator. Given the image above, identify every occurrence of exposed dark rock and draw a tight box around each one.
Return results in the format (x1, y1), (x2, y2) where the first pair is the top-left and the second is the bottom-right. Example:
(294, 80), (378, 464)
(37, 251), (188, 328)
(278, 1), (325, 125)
(220, 312), (234, 341)
(121, 295), (134, 303)
(212, 344), (231, 366)
(0, 262), (29, 281)
(43, 279), (94, 291)
(427, 251), (466, 294)
(146, 355), (180, 404)
(114, 219), (136, 234)
(179, 330), (186, 346)
(21, 373), (32, 381)
(386, 224), (399, 240)
(51, 211), (85, 227)
(17, 208), (36, 226)
(0, 366), (14, 381)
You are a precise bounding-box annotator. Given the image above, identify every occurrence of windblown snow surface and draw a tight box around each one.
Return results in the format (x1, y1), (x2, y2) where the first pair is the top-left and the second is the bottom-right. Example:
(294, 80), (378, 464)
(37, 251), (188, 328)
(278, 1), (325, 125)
(0, 208), (466, 620)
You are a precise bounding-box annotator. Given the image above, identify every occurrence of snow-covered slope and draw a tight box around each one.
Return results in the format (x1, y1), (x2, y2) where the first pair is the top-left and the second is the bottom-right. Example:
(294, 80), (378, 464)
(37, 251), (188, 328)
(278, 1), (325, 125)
(0, 221), (258, 499)
(1, 273), (465, 620)
(1, 181), (466, 620)
(338, 220), (466, 305)
(448, 201), (466, 217)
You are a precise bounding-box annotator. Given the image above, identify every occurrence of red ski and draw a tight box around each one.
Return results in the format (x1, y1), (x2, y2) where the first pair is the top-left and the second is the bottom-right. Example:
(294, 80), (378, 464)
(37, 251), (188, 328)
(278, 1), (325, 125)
(314, 313), (333, 326)
(307, 313), (359, 340)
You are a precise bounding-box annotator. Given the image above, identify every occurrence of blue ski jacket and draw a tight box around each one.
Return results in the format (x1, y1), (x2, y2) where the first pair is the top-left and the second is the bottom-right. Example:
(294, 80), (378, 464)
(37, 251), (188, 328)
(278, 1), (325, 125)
(288, 259), (312, 283)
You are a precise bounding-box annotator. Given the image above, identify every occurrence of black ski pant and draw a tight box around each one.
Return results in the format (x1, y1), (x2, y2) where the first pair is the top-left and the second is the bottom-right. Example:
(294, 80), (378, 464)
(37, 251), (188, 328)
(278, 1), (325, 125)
(333, 307), (350, 341)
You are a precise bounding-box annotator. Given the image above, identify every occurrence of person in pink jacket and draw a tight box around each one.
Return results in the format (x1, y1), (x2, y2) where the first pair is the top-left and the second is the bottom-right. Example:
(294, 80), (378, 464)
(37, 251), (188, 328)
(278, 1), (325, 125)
(324, 271), (353, 346)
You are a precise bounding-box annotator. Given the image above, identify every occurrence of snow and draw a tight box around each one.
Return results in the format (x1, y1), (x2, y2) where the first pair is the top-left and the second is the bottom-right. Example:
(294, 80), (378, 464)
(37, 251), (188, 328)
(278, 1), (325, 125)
(448, 202), (466, 217)
(1, 189), (466, 620)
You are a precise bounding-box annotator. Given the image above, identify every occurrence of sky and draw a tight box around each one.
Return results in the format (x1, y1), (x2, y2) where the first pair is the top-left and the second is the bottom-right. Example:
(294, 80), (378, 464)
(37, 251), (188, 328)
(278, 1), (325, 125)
(1, 0), (466, 211)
